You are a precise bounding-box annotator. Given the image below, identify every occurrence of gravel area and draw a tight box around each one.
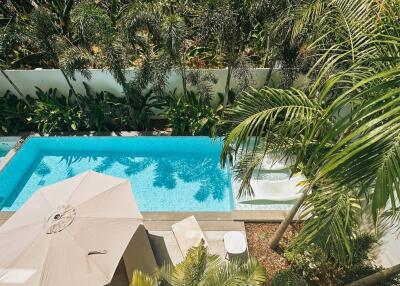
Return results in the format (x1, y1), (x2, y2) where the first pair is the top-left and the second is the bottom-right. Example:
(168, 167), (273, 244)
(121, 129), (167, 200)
(245, 222), (302, 283)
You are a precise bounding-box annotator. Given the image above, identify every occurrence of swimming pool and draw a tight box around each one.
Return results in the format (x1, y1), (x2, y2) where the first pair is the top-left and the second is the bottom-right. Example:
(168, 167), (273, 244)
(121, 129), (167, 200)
(0, 137), (19, 160)
(0, 137), (233, 212)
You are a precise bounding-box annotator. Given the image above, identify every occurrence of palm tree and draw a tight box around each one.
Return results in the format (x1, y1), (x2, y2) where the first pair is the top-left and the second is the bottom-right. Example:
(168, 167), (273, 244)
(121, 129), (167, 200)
(199, 2), (253, 108)
(70, 0), (164, 126)
(0, 3), (35, 106)
(130, 240), (267, 286)
(221, 0), (400, 272)
(27, 6), (92, 109)
(160, 13), (188, 98)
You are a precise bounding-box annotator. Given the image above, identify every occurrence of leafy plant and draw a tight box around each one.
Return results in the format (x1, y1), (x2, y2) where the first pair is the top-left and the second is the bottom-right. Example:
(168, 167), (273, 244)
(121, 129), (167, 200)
(126, 89), (161, 131)
(286, 244), (342, 285)
(28, 87), (83, 133)
(80, 83), (128, 132)
(271, 269), (308, 286)
(285, 234), (400, 286)
(162, 90), (224, 136)
(130, 240), (267, 286)
(0, 91), (28, 134)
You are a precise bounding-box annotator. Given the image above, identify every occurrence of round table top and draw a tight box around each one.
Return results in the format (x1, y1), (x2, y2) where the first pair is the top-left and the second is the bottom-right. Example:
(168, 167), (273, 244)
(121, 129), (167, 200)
(223, 231), (247, 254)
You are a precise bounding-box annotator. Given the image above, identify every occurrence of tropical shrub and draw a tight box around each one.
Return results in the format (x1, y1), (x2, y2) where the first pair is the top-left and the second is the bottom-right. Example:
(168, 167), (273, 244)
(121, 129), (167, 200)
(127, 89), (162, 131)
(0, 87), (162, 134)
(286, 244), (344, 285)
(0, 91), (28, 134)
(28, 87), (83, 133)
(80, 83), (161, 132)
(130, 240), (267, 286)
(161, 90), (224, 136)
(79, 87), (129, 132)
(286, 234), (400, 286)
(271, 269), (308, 286)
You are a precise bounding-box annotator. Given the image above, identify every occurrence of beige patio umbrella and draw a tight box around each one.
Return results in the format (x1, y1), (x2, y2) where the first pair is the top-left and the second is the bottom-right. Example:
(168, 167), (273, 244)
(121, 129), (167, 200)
(0, 170), (143, 286)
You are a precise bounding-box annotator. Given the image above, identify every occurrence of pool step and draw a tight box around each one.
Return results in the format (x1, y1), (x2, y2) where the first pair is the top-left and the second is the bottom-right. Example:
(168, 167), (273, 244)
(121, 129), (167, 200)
(232, 210), (289, 222)
(142, 212), (233, 221)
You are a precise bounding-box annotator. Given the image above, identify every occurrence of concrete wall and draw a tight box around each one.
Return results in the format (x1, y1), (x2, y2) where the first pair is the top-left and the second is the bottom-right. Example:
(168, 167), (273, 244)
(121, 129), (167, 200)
(0, 68), (282, 105)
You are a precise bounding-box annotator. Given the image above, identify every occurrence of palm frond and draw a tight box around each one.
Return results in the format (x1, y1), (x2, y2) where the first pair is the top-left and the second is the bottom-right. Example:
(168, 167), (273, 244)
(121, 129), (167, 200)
(56, 43), (93, 80)
(313, 69), (400, 220)
(130, 269), (157, 286)
(70, 0), (113, 45)
(290, 185), (362, 266)
(222, 87), (323, 166)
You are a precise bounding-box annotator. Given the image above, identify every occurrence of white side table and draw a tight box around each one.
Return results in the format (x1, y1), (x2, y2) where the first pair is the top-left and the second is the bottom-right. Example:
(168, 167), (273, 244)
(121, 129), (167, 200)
(223, 231), (248, 260)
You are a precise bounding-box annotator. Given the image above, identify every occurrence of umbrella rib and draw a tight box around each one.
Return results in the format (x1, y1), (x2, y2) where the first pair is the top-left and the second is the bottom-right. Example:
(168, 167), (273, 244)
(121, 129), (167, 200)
(73, 180), (131, 208)
(37, 235), (54, 286)
(65, 171), (94, 204)
(37, 189), (57, 211)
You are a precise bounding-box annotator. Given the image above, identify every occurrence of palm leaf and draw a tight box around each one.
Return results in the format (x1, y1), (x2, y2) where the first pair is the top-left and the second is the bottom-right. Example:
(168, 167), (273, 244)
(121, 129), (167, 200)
(130, 270), (157, 286)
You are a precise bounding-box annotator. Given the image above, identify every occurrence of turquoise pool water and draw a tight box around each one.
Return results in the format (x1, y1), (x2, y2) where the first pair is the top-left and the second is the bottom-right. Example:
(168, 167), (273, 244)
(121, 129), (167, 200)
(0, 137), (233, 212)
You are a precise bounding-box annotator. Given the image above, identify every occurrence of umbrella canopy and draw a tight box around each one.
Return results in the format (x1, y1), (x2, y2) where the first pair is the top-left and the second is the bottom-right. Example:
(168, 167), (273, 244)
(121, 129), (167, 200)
(0, 170), (143, 286)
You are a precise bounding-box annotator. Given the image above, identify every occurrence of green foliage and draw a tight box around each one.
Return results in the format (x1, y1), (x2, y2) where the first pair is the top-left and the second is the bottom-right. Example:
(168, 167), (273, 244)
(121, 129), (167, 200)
(127, 89), (161, 131)
(1, 0), (300, 75)
(285, 233), (400, 286)
(0, 91), (28, 134)
(286, 244), (341, 285)
(162, 90), (223, 136)
(271, 269), (308, 286)
(28, 87), (83, 133)
(130, 240), (267, 286)
(222, 0), (400, 268)
(0, 86), (160, 134)
(80, 83), (130, 132)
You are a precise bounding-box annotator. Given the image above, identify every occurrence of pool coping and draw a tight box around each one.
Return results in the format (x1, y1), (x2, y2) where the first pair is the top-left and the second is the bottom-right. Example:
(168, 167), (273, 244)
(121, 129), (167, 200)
(0, 132), (170, 172)
(0, 133), (297, 222)
(0, 210), (297, 224)
(0, 136), (22, 172)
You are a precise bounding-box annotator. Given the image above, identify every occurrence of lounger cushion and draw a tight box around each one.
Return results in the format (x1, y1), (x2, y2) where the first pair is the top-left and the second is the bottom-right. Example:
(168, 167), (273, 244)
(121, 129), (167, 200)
(171, 216), (207, 257)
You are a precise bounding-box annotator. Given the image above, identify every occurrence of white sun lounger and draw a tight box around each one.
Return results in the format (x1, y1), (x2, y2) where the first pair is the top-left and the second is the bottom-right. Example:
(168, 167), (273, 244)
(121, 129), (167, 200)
(172, 216), (208, 257)
(259, 154), (296, 170)
(240, 175), (305, 203)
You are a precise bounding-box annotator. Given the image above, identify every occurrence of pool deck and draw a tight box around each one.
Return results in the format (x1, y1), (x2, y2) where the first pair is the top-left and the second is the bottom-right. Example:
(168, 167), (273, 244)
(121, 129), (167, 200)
(0, 210), (288, 264)
(144, 213), (245, 265)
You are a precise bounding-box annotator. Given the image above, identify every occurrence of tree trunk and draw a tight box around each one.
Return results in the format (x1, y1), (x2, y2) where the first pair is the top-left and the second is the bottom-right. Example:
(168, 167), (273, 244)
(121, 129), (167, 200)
(269, 192), (306, 249)
(60, 69), (83, 111)
(181, 67), (188, 98)
(224, 64), (232, 108)
(345, 264), (400, 286)
(264, 60), (276, 87)
(1, 69), (31, 107)
(179, 58), (188, 99)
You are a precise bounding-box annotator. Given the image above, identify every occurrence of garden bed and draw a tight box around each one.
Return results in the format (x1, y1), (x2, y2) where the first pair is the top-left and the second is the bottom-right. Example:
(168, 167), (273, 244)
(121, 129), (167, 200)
(245, 222), (302, 283)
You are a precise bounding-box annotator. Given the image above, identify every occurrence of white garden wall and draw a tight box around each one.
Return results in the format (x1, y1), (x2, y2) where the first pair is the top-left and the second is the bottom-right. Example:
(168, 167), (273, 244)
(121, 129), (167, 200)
(0, 68), (282, 106)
